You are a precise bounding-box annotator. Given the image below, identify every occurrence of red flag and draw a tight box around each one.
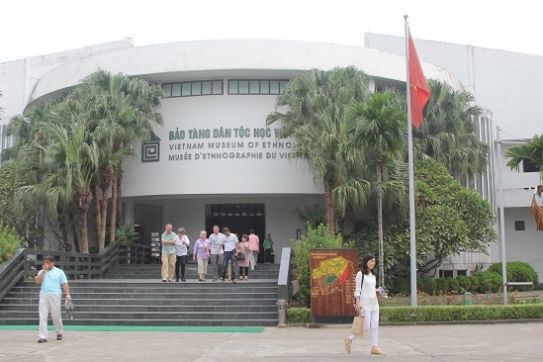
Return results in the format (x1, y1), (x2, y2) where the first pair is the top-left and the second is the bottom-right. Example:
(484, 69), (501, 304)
(408, 32), (430, 128)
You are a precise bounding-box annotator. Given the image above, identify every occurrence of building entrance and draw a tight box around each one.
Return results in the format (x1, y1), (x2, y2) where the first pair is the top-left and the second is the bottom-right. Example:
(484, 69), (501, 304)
(205, 204), (266, 262)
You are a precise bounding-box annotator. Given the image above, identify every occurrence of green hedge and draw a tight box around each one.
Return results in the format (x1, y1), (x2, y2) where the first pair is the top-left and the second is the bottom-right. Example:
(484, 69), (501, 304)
(287, 304), (543, 324)
(287, 307), (312, 324)
(488, 261), (538, 287)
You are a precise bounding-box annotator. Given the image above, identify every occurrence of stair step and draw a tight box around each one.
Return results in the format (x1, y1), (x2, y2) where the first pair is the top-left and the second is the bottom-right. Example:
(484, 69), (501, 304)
(0, 318), (278, 326)
(1, 297), (276, 306)
(0, 304), (276, 312)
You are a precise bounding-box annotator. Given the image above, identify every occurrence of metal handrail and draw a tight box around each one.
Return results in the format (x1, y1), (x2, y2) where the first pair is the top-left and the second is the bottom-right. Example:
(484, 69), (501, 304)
(0, 248), (27, 303)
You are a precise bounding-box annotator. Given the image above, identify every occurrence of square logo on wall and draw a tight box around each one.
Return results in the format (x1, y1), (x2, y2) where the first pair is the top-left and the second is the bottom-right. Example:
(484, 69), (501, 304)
(142, 141), (160, 162)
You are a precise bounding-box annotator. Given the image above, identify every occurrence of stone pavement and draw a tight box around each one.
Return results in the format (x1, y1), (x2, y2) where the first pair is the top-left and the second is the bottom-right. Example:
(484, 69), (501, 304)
(1, 323), (543, 361)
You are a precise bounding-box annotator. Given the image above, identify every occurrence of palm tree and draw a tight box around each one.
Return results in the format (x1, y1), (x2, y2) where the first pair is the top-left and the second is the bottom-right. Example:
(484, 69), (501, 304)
(75, 70), (162, 250)
(415, 80), (487, 181)
(351, 90), (406, 287)
(506, 134), (543, 183)
(267, 67), (370, 232)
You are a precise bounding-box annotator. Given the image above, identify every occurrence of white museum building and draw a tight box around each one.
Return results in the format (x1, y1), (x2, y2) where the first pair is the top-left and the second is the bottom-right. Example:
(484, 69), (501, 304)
(0, 37), (541, 277)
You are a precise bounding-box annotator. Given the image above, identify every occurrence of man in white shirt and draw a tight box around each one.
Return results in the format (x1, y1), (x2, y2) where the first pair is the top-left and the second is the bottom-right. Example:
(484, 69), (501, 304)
(208, 225), (225, 281)
(175, 227), (190, 282)
(221, 227), (239, 282)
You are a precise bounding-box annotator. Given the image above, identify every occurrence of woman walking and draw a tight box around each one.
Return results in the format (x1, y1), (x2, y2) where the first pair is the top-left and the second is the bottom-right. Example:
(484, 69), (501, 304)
(344, 254), (386, 355)
(237, 234), (251, 281)
(193, 230), (210, 282)
(175, 228), (190, 282)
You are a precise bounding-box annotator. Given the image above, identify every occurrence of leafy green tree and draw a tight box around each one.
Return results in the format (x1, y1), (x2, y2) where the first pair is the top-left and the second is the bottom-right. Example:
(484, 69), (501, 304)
(350, 90), (407, 287)
(292, 224), (343, 306)
(415, 79), (487, 180)
(506, 134), (543, 183)
(267, 67), (370, 232)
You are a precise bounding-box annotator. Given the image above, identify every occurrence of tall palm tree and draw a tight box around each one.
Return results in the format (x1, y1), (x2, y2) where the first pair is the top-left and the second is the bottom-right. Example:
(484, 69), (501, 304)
(415, 79), (487, 181)
(267, 67), (370, 232)
(76, 70), (162, 250)
(351, 90), (406, 287)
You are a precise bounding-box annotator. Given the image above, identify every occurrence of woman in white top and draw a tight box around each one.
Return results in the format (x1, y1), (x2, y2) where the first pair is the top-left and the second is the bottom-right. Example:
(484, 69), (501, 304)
(174, 228), (190, 282)
(344, 254), (385, 355)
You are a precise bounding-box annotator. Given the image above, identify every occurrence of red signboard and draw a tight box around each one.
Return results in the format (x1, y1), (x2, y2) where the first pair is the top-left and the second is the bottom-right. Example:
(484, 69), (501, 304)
(310, 248), (359, 322)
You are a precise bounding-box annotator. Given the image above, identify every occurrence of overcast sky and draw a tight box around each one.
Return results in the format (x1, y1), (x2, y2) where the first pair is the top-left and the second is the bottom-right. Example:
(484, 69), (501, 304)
(1, 0), (541, 62)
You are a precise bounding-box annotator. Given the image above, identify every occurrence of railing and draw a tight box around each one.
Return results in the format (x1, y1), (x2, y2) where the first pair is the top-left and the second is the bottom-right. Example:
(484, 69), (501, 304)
(277, 247), (293, 326)
(0, 242), (151, 303)
(0, 248), (27, 303)
(277, 247), (293, 301)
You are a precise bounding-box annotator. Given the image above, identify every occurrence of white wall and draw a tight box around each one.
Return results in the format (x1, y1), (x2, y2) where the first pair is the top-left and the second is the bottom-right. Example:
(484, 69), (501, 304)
(504, 207), (543, 279)
(130, 194), (322, 261)
(365, 33), (543, 140)
(121, 93), (322, 196)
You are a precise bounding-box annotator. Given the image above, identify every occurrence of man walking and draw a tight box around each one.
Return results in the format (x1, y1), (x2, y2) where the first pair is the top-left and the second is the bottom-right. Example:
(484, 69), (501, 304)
(175, 227), (190, 282)
(161, 223), (177, 282)
(248, 229), (260, 270)
(208, 225), (225, 281)
(34, 255), (71, 343)
(222, 227), (238, 282)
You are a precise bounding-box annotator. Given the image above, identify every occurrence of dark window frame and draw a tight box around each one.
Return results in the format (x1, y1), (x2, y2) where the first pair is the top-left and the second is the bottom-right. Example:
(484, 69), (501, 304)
(161, 79), (224, 98)
(227, 79), (290, 95)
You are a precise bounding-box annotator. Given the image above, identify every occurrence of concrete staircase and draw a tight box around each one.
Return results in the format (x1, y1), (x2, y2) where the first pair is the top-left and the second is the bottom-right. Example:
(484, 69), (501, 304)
(0, 263), (280, 326)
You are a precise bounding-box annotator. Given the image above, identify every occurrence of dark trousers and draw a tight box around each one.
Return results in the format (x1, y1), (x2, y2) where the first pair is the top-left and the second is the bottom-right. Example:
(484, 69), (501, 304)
(264, 249), (272, 263)
(239, 266), (249, 277)
(175, 255), (187, 280)
(222, 251), (237, 280)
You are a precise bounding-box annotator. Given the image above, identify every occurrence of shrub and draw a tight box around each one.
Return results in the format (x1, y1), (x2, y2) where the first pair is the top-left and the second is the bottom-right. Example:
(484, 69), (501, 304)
(474, 271), (502, 293)
(419, 277), (437, 295)
(287, 307), (312, 324)
(456, 275), (472, 292)
(285, 304), (543, 324)
(0, 224), (22, 263)
(487, 261), (538, 289)
(381, 304), (543, 322)
(388, 278), (410, 295)
(447, 278), (461, 294)
(292, 224), (343, 306)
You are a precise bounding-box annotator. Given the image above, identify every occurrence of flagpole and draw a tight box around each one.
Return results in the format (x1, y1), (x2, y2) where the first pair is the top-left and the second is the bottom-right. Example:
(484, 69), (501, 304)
(404, 14), (418, 307)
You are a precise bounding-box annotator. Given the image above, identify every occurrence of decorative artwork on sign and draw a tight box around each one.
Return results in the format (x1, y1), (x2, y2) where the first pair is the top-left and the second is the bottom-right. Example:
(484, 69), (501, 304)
(310, 249), (359, 320)
(311, 256), (354, 296)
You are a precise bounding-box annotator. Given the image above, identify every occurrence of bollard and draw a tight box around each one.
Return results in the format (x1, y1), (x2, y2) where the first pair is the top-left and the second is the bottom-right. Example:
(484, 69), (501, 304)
(277, 299), (287, 327)
(464, 291), (473, 305)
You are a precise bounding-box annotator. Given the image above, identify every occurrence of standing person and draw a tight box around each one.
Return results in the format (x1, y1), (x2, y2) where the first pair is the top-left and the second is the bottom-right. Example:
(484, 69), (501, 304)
(248, 229), (260, 270)
(237, 234), (251, 281)
(34, 255), (71, 343)
(263, 233), (274, 264)
(344, 254), (386, 355)
(193, 230), (210, 282)
(208, 225), (225, 282)
(161, 223), (177, 282)
(222, 227), (238, 282)
(175, 227), (190, 282)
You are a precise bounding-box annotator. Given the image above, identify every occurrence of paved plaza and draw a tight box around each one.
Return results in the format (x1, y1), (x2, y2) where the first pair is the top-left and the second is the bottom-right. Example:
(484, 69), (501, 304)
(1, 322), (542, 361)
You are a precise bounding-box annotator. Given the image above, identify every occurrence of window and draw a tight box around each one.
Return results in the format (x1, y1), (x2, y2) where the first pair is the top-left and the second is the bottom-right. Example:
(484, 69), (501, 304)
(515, 220), (525, 231)
(212, 80), (223, 95)
(202, 81), (212, 95)
(227, 79), (290, 95)
(456, 270), (467, 277)
(439, 270), (454, 278)
(171, 83), (181, 97)
(161, 80), (224, 98)
(182, 82), (191, 96)
(238, 80), (249, 94)
(523, 159), (538, 173)
(162, 84), (172, 97)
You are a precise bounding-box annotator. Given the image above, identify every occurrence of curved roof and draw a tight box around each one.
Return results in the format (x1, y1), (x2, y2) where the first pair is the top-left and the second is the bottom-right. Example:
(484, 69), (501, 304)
(31, 39), (461, 101)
